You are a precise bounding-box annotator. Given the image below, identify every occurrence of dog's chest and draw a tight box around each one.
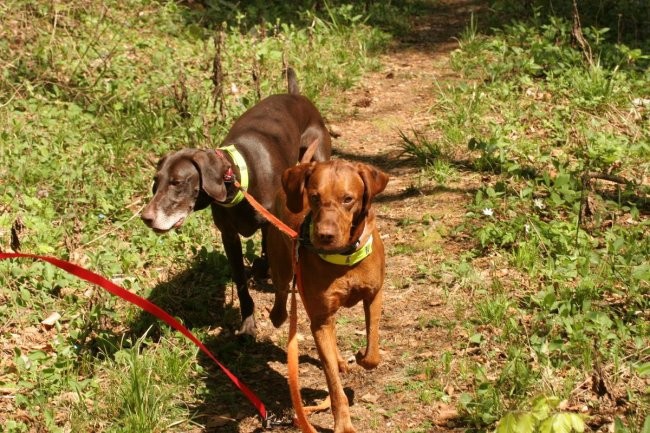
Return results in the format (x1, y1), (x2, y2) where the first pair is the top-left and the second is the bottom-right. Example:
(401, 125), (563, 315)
(300, 253), (383, 313)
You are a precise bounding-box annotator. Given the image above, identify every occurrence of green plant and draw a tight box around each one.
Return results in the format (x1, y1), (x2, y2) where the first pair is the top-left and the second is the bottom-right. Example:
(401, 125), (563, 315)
(0, 1), (393, 430)
(614, 415), (650, 433)
(495, 396), (585, 433)
(400, 129), (442, 166)
(429, 7), (649, 432)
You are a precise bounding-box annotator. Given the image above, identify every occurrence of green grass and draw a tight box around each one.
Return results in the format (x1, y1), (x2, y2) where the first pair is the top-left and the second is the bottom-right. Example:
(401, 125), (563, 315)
(0, 1), (393, 431)
(2, 1), (649, 432)
(403, 2), (649, 431)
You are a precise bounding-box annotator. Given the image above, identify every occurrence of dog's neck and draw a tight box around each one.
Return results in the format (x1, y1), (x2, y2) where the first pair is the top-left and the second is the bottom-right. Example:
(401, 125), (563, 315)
(300, 210), (376, 265)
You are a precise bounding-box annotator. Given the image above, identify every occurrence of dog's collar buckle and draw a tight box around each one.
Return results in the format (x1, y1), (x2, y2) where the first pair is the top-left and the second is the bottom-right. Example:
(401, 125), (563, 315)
(223, 166), (235, 182)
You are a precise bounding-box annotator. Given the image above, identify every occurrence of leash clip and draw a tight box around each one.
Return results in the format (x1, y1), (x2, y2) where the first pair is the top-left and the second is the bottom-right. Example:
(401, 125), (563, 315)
(215, 148), (236, 183)
(223, 167), (235, 183)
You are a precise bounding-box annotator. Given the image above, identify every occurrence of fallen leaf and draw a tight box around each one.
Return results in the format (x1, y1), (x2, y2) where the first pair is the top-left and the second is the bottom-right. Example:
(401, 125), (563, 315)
(444, 384), (455, 396)
(207, 415), (235, 427)
(41, 312), (61, 328)
(435, 403), (459, 424)
(361, 393), (380, 404)
(353, 97), (372, 108)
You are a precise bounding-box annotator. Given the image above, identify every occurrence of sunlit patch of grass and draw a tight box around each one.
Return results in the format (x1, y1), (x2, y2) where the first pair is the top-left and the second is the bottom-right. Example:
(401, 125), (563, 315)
(409, 3), (650, 430)
(0, 1), (395, 430)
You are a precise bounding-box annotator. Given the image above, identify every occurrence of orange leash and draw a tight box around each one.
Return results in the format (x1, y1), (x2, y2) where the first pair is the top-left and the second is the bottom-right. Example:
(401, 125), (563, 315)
(288, 259), (318, 433)
(236, 182), (317, 433)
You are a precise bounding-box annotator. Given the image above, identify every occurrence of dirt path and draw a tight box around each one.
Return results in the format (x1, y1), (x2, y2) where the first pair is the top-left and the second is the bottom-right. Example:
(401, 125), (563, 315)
(242, 2), (487, 432)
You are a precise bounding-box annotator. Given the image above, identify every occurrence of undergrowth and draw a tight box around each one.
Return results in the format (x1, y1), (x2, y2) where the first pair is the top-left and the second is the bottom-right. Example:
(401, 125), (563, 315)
(0, 1), (393, 431)
(403, 3), (649, 432)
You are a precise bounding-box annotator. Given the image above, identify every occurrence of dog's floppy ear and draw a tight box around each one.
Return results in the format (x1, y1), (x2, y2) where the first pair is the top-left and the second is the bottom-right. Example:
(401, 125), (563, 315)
(357, 163), (389, 213)
(282, 163), (313, 213)
(191, 150), (228, 202)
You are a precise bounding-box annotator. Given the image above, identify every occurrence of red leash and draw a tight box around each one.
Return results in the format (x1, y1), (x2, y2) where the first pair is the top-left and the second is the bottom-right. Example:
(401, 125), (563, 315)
(2, 178), (310, 429)
(0, 252), (268, 422)
(235, 182), (318, 433)
(234, 181), (298, 240)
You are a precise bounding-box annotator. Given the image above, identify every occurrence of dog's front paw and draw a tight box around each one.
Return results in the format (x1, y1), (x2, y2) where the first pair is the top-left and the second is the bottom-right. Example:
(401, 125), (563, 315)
(355, 350), (380, 370)
(235, 315), (257, 336)
(269, 304), (288, 328)
(334, 422), (356, 433)
(338, 358), (350, 374)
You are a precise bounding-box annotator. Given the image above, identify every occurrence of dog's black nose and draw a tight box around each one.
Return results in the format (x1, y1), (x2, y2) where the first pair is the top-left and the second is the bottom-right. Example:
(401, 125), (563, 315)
(317, 232), (335, 245)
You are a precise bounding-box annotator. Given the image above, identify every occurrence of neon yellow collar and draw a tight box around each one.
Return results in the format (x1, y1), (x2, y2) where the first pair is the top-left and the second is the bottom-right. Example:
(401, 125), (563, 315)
(218, 145), (248, 207)
(305, 219), (373, 266)
(316, 234), (373, 266)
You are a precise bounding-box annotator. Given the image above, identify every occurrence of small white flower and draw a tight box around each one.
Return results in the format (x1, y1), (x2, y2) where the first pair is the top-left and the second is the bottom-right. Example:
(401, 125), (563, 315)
(533, 198), (545, 209)
(482, 208), (494, 217)
(231, 83), (239, 94)
(524, 223), (530, 234)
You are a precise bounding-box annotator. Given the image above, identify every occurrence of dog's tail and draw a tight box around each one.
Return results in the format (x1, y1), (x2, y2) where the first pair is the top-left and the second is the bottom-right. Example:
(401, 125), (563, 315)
(286, 67), (300, 95)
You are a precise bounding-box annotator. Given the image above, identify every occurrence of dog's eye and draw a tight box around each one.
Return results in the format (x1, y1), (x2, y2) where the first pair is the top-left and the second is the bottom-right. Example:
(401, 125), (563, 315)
(169, 179), (182, 186)
(342, 195), (354, 205)
(309, 193), (320, 205)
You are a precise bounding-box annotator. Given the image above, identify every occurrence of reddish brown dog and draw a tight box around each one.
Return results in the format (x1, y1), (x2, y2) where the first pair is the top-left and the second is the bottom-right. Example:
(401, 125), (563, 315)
(267, 159), (389, 433)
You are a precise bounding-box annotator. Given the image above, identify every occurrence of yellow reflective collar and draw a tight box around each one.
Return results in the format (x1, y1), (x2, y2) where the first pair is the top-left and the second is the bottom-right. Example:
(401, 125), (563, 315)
(307, 220), (374, 266)
(316, 235), (373, 266)
(219, 145), (248, 207)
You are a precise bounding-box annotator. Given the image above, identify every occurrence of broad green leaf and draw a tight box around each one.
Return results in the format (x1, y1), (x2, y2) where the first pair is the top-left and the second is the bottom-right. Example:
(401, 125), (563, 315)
(469, 333), (483, 344)
(569, 414), (585, 433)
(515, 413), (537, 433)
(539, 417), (554, 433)
(634, 362), (650, 377)
(531, 396), (551, 420)
(614, 417), (630, 433)
(28, 350), (49, 361)
(496, 412), (518, 433)
(554, 173), (571, 187)
(551, 413), (573, 433)
(631, 263), (650, 281)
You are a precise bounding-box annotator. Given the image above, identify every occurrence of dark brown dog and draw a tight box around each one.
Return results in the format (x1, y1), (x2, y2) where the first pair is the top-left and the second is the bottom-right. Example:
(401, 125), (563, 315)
(141, 69), (331, 335)
(266, 160), (389, 433)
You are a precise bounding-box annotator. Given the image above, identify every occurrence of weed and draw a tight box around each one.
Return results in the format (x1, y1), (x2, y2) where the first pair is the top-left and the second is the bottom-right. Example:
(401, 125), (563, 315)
(0, 1), (392, 430)
(475, 294), (511, 326)
(414, 3), (650, 430)
(495, 396), (586, 433)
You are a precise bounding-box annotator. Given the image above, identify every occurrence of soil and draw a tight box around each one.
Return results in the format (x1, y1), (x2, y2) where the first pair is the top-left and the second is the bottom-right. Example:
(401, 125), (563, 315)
(1, 1), (642, 431)
(224, 1), (489, 432)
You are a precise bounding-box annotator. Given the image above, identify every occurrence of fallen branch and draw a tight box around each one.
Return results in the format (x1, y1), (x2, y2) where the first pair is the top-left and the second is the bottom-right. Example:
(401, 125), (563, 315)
(583, 172), (636, 185)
